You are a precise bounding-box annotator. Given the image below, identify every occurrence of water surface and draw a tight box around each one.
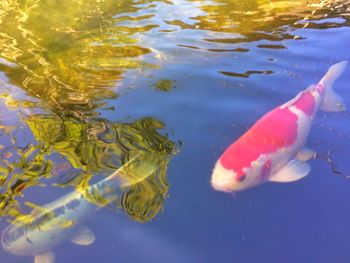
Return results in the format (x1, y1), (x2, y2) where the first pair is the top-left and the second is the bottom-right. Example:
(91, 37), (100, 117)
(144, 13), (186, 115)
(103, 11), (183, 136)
(0, 0), (350, 262)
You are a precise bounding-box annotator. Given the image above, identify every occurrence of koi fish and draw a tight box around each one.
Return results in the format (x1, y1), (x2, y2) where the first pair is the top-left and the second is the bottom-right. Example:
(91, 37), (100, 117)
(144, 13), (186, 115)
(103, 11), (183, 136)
(211, 61), (347, 192)
(1, 153), (159, 263)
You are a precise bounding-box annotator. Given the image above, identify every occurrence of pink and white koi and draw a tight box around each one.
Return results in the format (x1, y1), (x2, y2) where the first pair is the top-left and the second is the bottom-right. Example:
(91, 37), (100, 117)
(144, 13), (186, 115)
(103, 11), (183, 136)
(211, 61), (348, 192)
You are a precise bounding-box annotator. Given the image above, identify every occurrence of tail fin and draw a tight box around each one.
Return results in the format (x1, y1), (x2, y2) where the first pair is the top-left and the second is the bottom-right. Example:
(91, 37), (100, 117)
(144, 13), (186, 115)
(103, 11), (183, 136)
(319, 61), (347, 112)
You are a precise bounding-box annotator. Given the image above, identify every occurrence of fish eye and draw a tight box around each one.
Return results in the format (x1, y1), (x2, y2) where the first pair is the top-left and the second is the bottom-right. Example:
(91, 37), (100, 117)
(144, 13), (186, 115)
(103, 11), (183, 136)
(237, 174), (246, 182)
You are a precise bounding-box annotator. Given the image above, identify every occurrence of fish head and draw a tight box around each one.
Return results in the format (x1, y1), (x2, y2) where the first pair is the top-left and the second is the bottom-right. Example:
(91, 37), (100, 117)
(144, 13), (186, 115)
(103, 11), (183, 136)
(211, 155), (269, 192)
(1, 226), (17, 255)
(211, 161), (249, 192)
(1, 230), (10, 252)
(1, 225), (35, 256)
(1, 223), (55, 256)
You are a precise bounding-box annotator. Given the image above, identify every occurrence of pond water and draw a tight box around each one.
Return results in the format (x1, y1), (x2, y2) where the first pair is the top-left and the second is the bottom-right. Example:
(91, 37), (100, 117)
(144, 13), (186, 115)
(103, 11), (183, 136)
(0, 0), (350, 262)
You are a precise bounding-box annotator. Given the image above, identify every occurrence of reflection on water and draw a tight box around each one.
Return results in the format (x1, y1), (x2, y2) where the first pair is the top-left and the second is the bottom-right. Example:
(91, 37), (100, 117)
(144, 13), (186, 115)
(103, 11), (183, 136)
(154, 0), (349, 71)
(0, 0), (178, 225)
(0, 93), (176, 222)
(167, 0), (349, 46)
(1, 151), (173, 262)
(0, 0), (163, 116)
(0, 0), (349, 262)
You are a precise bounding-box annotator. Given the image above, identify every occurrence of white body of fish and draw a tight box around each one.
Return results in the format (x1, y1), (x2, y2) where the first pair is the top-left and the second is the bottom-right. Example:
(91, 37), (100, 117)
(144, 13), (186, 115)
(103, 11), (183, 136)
(1, 155), (158, 263)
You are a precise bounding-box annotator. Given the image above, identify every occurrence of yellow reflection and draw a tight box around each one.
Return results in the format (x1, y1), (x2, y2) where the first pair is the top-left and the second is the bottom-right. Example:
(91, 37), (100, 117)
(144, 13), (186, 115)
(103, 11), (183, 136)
(0, 0), (159, 116)
(0, 0), (177, 223)
(168, 0), (345, 44)
(0, 111), (177, 222)
(6, 149), (173, 232)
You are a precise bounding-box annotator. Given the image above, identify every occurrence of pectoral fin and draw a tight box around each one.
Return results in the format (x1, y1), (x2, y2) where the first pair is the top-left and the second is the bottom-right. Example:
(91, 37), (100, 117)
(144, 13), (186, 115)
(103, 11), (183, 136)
(35, 251), (55, 263)
(269, 160), (311, 183)
(296, 147), (316, 162)
(70, 226), (95, 246)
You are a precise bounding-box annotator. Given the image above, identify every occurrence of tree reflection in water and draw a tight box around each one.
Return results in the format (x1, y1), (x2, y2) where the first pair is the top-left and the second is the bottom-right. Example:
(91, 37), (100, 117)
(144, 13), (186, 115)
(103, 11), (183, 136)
(0, 0), (177, 224)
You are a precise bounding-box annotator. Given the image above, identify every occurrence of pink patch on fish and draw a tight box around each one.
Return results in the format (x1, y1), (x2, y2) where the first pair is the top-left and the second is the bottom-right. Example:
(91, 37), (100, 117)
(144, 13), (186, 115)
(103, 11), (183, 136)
(220, 107), (298, 178)
(292, 91), (315, 116)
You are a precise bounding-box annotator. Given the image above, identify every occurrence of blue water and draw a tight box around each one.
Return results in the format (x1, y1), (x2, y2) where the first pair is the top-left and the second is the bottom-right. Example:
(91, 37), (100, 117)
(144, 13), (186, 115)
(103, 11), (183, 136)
(1, 1), (350, 262)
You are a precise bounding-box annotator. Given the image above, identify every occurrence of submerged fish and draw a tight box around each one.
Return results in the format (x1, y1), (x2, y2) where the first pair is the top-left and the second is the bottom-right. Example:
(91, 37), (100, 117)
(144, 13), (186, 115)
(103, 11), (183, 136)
(1, 153), (159, 263)
(211, 61), (348, 192)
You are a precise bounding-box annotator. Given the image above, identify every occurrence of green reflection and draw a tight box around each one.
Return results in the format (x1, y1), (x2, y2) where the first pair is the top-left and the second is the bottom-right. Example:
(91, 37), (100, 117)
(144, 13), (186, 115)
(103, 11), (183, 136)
(154, 79), (176, 92)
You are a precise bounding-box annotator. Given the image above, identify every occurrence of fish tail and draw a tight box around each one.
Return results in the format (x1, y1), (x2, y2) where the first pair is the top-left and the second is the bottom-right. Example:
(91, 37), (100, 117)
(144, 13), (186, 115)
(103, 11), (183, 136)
(319, 60), (347, 112)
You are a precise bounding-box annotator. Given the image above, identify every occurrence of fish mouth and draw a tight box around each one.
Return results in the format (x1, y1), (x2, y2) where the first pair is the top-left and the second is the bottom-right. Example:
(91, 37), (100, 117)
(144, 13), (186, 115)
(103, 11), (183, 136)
(211, 180), (234, 193)
(211, 162), (235, 193)
(211, 172), (234, 192)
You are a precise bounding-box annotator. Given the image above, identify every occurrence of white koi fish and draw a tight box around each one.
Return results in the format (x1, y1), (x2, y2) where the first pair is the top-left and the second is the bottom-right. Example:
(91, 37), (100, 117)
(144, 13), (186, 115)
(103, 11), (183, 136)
(211, 61), (347, 192)
(1, 153), (159, 263)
